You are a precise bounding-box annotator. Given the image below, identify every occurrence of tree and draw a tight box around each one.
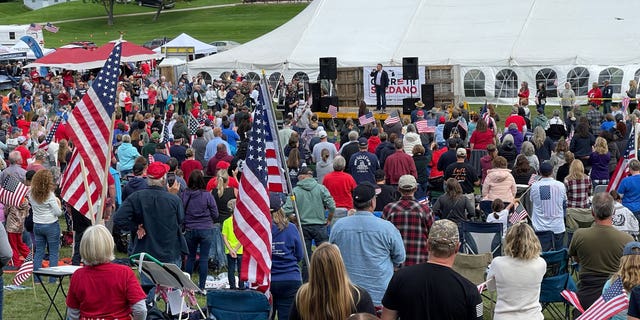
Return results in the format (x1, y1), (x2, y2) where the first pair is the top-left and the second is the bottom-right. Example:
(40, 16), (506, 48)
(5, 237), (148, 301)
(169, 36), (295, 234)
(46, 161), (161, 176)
(85, 0), (116, 26)
(152, 0), (168, 22)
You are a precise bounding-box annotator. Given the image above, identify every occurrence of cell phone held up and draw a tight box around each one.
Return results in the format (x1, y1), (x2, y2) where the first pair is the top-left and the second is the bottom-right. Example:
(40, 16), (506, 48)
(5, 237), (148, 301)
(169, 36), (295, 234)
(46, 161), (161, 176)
(167, 173), (176, 187)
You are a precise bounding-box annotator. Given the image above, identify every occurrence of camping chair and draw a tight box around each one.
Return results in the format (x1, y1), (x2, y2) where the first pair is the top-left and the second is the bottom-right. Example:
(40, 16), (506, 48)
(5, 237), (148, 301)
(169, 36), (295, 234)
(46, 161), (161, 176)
(461, 222), (503, 258)
(535, 230), (556, 252)
(130, 253), (206, 320)
(452, 253), (495, 316)
(593, 184), (607, 195)
(539, 249), (577, 320)
(207, 289), (271, 320)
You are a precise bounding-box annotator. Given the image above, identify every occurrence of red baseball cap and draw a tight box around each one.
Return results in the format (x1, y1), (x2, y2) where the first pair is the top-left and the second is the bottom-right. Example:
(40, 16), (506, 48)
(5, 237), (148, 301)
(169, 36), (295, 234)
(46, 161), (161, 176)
(147, 162), (169, 179)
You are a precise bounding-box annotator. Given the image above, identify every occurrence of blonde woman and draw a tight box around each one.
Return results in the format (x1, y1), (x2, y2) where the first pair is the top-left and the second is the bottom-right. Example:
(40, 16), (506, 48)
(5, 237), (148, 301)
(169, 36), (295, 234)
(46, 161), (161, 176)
(590, 136), (611, 188)
(602, 241), (640, 320)
(531, 126), (554, 162)
(29, 169), (63, 283)
(290, 243), (375, 319)
(627, 80), (638, 113)
(486, 223), (546, 320)
(564, 160), (591, 209)
(66, 225), (147, 319)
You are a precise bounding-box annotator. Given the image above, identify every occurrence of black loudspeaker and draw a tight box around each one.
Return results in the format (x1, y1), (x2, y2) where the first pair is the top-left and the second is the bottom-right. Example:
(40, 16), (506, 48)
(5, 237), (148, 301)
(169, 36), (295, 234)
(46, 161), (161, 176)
(403, 97), (420, 115)
(320, 96), (338, 113)
(421, 84), (435, 108)
(319, 57), (337, 80)
(402, 57), (419, 80)
(310, 83), (322, 112)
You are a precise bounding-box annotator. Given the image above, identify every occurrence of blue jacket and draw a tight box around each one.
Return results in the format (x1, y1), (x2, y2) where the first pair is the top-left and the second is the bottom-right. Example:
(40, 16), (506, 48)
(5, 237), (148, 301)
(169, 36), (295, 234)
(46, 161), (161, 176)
(122, 176), (147, 201)
(271, 222), (304, 282)
(117, 142), (140, 171)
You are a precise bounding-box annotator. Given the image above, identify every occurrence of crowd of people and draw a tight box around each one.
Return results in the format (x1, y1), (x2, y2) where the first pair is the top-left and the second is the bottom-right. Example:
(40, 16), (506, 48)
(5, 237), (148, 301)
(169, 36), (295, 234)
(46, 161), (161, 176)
(2, 64), (640, 319)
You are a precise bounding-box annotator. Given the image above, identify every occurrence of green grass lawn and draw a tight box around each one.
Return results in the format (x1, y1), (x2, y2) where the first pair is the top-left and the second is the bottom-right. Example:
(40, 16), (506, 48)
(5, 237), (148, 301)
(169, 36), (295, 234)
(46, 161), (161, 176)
(0, 0), (307, 46)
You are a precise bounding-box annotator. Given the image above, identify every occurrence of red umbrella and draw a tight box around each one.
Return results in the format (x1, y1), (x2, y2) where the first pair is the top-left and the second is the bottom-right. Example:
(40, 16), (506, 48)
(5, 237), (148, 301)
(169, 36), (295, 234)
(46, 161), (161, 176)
(27, 45), (97, 70)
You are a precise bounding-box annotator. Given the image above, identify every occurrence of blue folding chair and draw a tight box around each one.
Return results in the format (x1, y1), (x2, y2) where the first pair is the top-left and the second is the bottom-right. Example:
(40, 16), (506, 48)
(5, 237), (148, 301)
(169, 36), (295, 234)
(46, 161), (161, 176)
(207, 289), (271, 320)
(540, 249), (577, 320)
(461, 222), (503, 258)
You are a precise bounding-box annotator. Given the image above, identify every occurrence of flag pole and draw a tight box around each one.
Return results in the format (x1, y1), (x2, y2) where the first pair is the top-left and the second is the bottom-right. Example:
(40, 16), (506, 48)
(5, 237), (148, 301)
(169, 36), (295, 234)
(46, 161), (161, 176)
(261, 71), (311, 268)
(79, 157), (96, 224)
(97, 113), (116, 224)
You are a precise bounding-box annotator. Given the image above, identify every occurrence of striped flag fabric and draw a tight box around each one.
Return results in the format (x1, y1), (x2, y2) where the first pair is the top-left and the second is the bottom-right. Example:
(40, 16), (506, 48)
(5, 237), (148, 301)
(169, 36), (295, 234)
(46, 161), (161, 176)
(328, 105), (338, 118)
(608, 127), (636, 192)
(561, 289), (585, 313)
(148, 153), (155, 164)
(188, 114), (200, 145)
(60, 42), (122, 217)
(12, 251), (33, 286)
(359, 112), (375, 125)
(159, 117), (171, 156)
(233, 102), (272, 293)
(259, 79), (287, 194)
(27, 23), (41, 32)
(416, 120), (433, 133)
(0, 175), (29, 207)
(576, 278), (628, 319)
(384, 111), (400, 125)
(508, 203), (528, 224)
(44, 23), (59, 33)
(38, 117), (62, 150)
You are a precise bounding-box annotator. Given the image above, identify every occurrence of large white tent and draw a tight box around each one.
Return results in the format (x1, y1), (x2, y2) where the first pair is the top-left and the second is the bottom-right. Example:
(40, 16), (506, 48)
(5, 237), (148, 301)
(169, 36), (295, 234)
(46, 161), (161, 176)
(188, 0), (640, 105)
(154, 33), (217, 56)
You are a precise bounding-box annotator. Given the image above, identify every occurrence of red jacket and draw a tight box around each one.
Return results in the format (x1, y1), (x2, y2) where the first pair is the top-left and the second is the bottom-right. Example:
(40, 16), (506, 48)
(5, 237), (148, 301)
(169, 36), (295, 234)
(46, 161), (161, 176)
(384, 150), (417, 184)
(505, 114), (526, 133)
(368, 136), (381, 154)
(429, 147), (448, 178)
(588, 87), (603, 106)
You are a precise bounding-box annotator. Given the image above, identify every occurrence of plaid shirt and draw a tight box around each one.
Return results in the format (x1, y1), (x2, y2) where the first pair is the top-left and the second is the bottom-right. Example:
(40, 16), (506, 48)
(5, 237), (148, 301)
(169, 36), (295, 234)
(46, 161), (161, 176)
(586, 109), (603, 136)
(564, 177), (592, 208)
(382, 195), (433, 267)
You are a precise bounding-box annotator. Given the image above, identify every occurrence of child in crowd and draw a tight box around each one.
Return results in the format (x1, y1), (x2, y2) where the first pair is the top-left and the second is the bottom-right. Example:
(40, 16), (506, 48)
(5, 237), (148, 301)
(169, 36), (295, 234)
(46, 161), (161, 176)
(486, 198), (515, 238)
(222, 199), (244, 289)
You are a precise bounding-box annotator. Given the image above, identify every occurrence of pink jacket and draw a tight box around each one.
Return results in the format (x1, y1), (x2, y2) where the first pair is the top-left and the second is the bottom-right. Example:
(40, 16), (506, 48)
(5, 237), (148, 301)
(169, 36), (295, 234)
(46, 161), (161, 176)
(482, 168), (516, 203)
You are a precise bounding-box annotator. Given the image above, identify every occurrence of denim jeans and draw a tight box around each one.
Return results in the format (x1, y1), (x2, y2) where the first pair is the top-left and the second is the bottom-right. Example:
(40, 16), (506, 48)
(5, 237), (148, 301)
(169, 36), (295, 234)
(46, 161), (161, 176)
(34, 222), (60, 283)
(301, 224), (328, 282)
(226, 254), (243, 289)
(185, 228), (213, 289)
(209, 224), (227, 270)
(270, 280), (301, 320)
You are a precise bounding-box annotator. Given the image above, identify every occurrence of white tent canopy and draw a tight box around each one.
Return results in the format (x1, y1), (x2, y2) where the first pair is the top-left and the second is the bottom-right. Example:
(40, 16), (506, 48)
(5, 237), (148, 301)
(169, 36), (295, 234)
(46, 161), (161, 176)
(154, 33), (217, 56)
(188, 0), (640, 104)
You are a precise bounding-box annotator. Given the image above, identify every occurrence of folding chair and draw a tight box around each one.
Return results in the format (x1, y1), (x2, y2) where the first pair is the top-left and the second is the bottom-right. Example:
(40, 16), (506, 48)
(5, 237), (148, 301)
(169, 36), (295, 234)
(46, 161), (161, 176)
(130, 253), (206, 320)
(535, 230), (556, 252)
(539, 249), (577, 320)
(593, 184), (607, 195)
(207, 289), (271, 320)
(452, 253), (495, 317)
(461, 222), (503, 258)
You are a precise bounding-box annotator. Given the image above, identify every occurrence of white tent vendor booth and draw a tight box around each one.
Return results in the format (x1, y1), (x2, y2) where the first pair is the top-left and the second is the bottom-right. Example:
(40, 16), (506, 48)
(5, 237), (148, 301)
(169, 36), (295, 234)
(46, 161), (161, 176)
(154, 33), (217, 57)
(188, 0), (640, 106)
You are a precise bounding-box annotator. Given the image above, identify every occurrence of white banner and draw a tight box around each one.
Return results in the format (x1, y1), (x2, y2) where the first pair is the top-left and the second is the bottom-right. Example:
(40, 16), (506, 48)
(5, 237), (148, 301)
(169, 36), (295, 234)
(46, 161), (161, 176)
(363, 66), (426, 106)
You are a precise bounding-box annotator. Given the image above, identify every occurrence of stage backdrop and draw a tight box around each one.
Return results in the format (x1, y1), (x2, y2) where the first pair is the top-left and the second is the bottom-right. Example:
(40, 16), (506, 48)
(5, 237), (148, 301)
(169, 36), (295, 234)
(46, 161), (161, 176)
(363, 66), (426, 106)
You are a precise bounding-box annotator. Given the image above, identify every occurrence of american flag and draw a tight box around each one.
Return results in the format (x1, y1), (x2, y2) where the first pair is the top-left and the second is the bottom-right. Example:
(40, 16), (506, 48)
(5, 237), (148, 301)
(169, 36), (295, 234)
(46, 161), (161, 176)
(359, 112), (374, 125)
(159, 117), (171, 156)
(27, 23), (41, 32)
(508, 203), (528, 224)
(576, 278), (628, 320)
(233, 102), (272, 293)
(328, 105), (338, 118)
(259, 79), (287, 194)
(458, 118), (468, 132)
(12, 251), (33, 286)
(148, 153), (155, 164)
(188, 114), (200, 145)
(622, 97), (631, 117)
(38, 117), (62, 150)
(60, 42), (122, 217)
(417, 197), (429, 206)
(384, 111), (400, 125)
(0, 175), (29, 207)
(608, 127), (636, 192)
(416, 120), (433, 133)
(44, 23), (59, 33)
(561, 289), (585, 313)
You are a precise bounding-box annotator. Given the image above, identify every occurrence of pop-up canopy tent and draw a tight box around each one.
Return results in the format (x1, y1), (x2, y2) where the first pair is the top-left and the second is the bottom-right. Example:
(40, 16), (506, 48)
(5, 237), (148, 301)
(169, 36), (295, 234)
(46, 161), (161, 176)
(27, 40), (160, 70)
(188, 0), (640, 105)
(154, 33), (217, 57)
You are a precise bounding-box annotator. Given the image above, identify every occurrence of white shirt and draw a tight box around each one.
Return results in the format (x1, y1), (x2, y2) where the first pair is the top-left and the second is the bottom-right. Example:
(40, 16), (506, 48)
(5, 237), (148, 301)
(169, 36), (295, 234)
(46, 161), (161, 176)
(530, 177), (567, 234)
(375, 70), (382, 85)
(487, 209), (509, 238)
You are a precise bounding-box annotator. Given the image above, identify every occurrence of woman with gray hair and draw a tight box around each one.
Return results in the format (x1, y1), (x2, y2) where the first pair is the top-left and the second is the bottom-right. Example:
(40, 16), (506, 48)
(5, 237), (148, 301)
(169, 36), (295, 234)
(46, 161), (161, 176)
(116, 134), (141, 176)
(403, 124), (421, 156)
(66, 225), (147, 319)
(520, 141), (539, 172)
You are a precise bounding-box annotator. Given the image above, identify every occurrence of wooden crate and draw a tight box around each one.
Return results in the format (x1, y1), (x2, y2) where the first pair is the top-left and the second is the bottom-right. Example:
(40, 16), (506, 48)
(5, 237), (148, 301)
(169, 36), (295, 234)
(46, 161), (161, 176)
(336, 67), (363, 108)
(426, 65), (455, 107)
